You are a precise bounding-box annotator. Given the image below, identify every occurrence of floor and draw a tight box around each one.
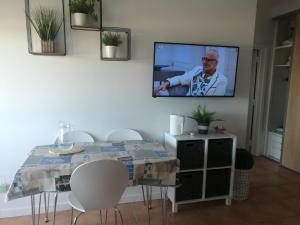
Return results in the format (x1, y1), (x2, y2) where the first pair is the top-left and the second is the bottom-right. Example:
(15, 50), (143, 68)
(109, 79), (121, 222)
(1, 157), (300, 225)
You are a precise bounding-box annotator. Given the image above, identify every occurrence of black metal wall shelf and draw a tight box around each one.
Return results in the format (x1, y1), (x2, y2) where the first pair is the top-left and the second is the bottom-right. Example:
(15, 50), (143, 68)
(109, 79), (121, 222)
(69, 0), (102, 31)
(25, 0), (131, 60)
(100, 27), (131, 61)
(25, 0), (66, 56)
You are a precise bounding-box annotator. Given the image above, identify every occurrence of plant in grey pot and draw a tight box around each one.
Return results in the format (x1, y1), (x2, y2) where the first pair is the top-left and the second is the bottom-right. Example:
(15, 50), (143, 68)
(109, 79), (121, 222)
(189, 105), (220, 134)
(102, 32), (122, 58)
(27, 7), (63, 53)
(70, 0), (97, 26)
(233, 148), (254, 200)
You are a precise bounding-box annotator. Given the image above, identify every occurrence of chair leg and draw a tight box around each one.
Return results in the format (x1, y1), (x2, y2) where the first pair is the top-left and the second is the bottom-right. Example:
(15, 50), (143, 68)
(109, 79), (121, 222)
(70, 208), (74, 225)
(73, 212), (84, 225)
(114, 208), (118, 225)
(99, 210), (102, 225)
(114, 208), (124, 225)
(149, 186), (152, 209)
(141, 185), (146, 206)
(105, 209), (108, 225)
(145, 187), (150, 225)
(99, 209), (108, 225)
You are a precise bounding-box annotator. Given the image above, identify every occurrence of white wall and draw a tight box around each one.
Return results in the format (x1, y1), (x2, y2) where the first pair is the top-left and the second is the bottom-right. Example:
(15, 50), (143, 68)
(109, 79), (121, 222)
(0, 0), (257, 217)
(270, 0), (300, 17)
(254, 0), (300, 47)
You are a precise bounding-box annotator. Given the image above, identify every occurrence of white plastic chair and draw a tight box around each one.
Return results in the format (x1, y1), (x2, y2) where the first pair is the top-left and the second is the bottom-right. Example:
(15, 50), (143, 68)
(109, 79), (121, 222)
(105, 128), (143, 141)
(68, 160), (129, 225)
(55, 130), (94, 144)
(105, 128), (151, 212)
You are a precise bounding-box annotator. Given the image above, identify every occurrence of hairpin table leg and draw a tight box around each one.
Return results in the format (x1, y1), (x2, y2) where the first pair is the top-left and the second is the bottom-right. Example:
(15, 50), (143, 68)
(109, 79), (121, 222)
(160, 185), (169, 225)
(30, 193), (42, 225)
(53, 191), (58, 225)
(31, 195), (35, 225)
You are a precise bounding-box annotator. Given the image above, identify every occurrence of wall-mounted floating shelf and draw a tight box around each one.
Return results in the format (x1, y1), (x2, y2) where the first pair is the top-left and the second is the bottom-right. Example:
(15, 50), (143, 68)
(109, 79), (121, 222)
(274, 44), (293, 49)
(69, 0), (102, 31)
(25, 0), (66, 56)
(100, 27), (131, 61)
(24, 0), (131, 61)
(274, 64), (291, 67)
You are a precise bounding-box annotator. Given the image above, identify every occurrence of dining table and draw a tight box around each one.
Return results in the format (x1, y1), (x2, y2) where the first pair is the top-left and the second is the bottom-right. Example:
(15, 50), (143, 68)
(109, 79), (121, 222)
(6, 140), (179, 225)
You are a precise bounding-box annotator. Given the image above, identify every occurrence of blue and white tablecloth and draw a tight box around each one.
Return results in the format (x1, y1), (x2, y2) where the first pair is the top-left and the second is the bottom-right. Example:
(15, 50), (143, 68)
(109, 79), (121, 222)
(6, 141), (178, 201)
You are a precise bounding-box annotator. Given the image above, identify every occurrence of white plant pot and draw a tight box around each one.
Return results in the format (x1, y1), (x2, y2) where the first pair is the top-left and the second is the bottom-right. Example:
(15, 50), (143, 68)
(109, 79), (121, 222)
(72, 13), (88, 26)
(105, 45), (117, 58)
(198, 124), (209, 134)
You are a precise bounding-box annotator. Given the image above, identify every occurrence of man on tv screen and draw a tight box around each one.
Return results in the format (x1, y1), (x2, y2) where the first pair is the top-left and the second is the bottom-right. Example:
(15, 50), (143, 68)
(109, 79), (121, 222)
(153, 49), (228, 96)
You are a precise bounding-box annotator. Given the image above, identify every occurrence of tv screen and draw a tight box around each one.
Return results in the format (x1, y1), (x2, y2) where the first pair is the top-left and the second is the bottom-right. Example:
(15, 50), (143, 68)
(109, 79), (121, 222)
(152, 42), (239, 97)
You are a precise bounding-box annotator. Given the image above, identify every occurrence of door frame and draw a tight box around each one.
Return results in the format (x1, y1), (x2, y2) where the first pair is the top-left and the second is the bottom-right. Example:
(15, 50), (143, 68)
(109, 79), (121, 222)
(246, 47), (270, 156)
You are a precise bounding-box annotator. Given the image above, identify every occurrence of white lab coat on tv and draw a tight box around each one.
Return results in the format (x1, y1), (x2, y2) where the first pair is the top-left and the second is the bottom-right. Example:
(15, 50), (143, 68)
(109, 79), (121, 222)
(167, 66), (228, 96)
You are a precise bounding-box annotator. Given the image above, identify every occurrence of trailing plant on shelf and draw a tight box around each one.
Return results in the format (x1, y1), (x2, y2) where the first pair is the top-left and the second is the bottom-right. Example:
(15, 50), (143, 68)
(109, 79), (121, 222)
(70, 0), (98, 26)
(102, 32), (123, 58)
(27, 7), (63, 53)
(189, 105), (221, 134)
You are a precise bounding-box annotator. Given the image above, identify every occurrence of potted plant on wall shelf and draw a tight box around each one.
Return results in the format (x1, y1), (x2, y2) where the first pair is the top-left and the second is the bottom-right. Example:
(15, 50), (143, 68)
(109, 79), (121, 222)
(189, 105), (220, 134)
(102, 32), (122, 58)
(233, 148), (254, 200)
(70, 0), (98, 27)
(27, 7), (63, 53)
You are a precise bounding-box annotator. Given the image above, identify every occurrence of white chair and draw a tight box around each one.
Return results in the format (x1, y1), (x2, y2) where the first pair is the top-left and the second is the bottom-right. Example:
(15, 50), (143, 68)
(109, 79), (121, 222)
(105, 129), (151, 210)
(105, 128), (143, 142)
(55, 130), (94, 144)
(68, 160), (129, 225)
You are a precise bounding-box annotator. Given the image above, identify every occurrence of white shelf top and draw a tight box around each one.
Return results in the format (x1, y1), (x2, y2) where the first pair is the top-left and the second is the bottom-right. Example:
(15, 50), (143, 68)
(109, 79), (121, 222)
(274, 44), (292, 49)
(165, 132), (236, 141)
(268, 131), (283, 137)
(274, 64), (290, 67)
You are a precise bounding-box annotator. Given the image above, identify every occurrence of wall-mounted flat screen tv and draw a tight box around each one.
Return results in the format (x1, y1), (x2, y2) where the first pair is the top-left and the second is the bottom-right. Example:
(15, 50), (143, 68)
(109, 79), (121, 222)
(152, 42), (239, 97)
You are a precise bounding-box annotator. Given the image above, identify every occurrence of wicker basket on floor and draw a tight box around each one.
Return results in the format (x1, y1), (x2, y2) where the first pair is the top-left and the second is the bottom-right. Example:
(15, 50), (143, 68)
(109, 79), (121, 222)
(233, 169), (251, 200)
(233, 148), (254, 200)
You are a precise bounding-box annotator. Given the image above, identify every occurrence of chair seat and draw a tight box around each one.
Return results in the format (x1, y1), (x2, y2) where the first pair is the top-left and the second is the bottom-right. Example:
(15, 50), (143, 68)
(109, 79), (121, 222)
(68, 192), (85, 213)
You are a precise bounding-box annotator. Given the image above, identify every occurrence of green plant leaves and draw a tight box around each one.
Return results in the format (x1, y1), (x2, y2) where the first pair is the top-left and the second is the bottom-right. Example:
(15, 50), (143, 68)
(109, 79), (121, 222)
(189, 105), (219, 125)
(27, 7), (62, 41)
(102, 32), (122, 46)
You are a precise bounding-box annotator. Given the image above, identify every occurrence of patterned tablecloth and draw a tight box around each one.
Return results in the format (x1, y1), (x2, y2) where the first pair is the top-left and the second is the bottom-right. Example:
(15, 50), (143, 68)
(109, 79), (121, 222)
(6, 141), (178, 201)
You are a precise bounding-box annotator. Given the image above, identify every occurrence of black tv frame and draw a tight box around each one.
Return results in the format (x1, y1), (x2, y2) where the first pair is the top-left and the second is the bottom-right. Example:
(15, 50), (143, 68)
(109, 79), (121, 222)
(152, 41), (240, 98)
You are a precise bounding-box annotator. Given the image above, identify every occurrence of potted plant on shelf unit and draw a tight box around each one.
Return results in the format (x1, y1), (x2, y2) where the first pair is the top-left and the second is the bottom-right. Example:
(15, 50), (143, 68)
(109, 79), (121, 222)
(233, 148), (254, 200)
(27, 7), (63, 53)
(69, 0), (98, 27)
(189, 105), (220, 134)
(102, 31), (122, 58)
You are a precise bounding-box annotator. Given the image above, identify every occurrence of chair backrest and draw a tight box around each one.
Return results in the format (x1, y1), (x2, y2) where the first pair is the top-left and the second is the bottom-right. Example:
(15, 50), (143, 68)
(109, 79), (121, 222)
(105, 128), (143, 141)
(55, 130), (94, 144)
(70, 160), (128, 210)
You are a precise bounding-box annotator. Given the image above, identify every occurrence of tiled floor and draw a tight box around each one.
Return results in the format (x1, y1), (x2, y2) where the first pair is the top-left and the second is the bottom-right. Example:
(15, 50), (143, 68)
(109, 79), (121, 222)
(1, 157), (300, 225)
